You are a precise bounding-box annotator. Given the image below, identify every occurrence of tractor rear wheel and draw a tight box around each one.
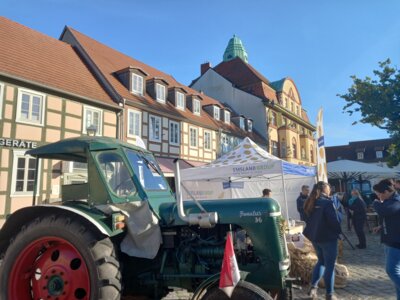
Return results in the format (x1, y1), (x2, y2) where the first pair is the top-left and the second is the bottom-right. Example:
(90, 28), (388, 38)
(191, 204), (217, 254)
(200, 281), (272, 300)
(0, 214), (121, 300)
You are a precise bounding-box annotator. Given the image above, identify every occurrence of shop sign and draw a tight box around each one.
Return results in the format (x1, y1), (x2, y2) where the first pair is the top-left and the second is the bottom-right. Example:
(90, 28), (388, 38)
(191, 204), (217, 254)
(0, 138), (38, 149)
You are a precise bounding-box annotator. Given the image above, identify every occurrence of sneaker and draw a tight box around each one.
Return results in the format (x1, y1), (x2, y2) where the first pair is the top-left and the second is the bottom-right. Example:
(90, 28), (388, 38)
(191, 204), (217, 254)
(308, 286), (318, 300)
(326, 294), (338, 300)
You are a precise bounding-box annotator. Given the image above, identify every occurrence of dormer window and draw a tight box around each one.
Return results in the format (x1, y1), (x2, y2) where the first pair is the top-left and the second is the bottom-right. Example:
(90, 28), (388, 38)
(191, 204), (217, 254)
(213, 106), (220, 120)
(224, 111), (231, 124)
(193, 99), (201, 115)
(239, 117), (245, 130)
(132, 74), (143, 95)
(176, 92), (185, 110)
(156, 83), (166, 102)
(247, 119), (253, 132)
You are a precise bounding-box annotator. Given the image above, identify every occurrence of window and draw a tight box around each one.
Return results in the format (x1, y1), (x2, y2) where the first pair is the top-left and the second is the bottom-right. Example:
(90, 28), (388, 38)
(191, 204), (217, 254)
(224, 111), (230, 124)
(301, 147), (306, 160)
(239, 117), (245, 129)
(0, 82), (4, 119)
(291, 102), (294, 112)
(292, 138), (297, 159)
(204, 131), (212, 150)
(128, 109), (142, 137)
(189, 127), (198, 147)
(169, 120), (180, 145)
(281, 143), (287, 157)
(156, 83), (166, 102)
(149, 115), (161, 142)
(271, 141), (279, 157)
(376, 151), (383, 159)
(310, 149), (314, 163)
(11, 150), (39, 195)
(176, 92), (185, 110)
(296, 106), (299, 116)
(357, 152), (364, 160)
(83, 106), (103, 135)
(270, 112), (277, 126)
(132, 74), (143, 95)
(213, 106), (220, 120)
(193, 99), (201, 115)
(97, 151), (136, 197)
(16, 88), (45, 126)
(127, 150), (167, 191)
(285, 97), (289, 108)
(247, 120), (253, 132)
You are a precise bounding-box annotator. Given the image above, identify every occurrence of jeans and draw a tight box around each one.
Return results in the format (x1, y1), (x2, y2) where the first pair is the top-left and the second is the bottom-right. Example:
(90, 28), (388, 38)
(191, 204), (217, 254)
(384, 245), (400, 300)
(311, 240), (338, 295)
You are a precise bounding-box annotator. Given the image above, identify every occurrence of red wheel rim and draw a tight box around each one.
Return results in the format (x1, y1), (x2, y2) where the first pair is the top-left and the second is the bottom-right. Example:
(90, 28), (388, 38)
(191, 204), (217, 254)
(8, 237), (90, 300)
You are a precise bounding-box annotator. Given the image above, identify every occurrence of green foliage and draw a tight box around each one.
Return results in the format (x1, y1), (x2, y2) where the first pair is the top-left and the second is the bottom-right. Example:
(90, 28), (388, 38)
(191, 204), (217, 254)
(338, 59), (400, 166)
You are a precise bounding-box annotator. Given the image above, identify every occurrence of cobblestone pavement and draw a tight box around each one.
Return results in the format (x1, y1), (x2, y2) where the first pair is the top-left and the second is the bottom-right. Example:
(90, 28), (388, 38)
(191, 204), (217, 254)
(161, 226), (397, 300)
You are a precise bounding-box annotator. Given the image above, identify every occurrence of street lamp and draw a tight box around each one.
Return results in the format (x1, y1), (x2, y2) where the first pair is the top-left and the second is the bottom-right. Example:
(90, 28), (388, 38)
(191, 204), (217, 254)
(86, 124), (97, 137)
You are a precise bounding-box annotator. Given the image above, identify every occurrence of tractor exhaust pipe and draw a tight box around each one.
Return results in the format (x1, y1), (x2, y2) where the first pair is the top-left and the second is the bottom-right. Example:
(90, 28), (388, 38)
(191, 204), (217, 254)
(173, 159), (218, 228)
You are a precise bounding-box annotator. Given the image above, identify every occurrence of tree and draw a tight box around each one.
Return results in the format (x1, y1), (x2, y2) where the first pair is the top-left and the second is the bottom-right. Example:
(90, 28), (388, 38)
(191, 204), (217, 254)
(339, 59), (400, 166)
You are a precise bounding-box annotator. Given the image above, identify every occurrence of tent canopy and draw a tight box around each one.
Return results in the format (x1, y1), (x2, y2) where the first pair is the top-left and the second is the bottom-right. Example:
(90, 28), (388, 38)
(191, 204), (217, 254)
(180, 138), (316, 220)
(327, 160), (399, 179)
(181, 137), (316, 181)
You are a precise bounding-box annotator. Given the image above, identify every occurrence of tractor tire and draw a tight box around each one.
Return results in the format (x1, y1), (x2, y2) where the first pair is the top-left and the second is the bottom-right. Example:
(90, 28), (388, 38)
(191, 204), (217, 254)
(200, 281), (273, 300)
(0, 214), (121, 300)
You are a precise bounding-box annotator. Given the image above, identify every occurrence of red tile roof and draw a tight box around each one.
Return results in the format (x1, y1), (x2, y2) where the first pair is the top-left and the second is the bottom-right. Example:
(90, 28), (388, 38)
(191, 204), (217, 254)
(213, 57), (277, 101)
(0, 17), (116, 107)
(65, 27), (267, 144)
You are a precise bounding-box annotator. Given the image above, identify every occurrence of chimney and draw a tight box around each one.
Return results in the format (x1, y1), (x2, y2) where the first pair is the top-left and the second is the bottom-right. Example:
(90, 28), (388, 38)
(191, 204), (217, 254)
(201, 62), (211, 75)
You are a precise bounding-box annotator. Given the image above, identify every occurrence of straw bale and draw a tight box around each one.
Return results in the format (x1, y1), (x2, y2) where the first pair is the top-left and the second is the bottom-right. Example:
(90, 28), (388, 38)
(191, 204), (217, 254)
(287, 237), (349, 288)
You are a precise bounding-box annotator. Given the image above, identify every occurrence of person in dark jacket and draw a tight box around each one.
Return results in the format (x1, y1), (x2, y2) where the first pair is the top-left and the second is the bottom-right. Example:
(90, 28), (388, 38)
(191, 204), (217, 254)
(348, 189), (367, 249)
(303, 181), (341, 300)
(373, 179), (400, 300)
(296, 185), (310, 221)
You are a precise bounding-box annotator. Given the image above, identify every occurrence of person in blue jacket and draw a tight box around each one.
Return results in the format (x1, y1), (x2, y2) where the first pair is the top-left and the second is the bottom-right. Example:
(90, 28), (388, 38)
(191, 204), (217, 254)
(296, 185), (310, 221)
(303, 181), (341, 300)
(373, 179), (400, 300)
(348, 189), (367, 249)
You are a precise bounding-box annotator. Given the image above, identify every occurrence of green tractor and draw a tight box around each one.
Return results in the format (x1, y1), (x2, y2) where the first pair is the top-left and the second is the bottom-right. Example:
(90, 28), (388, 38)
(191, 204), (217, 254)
(0, 137), (293, 300)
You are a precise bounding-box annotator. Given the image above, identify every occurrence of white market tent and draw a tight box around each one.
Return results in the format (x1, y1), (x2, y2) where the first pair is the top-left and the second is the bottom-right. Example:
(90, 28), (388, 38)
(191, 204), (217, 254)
(327, 159), (399, 192)
(180, 137), (316, 220)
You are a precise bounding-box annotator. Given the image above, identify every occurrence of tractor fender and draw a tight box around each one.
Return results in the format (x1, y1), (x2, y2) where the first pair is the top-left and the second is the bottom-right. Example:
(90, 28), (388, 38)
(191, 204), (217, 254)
(191, 271), (249, 300)
(0, 205), (111, 256)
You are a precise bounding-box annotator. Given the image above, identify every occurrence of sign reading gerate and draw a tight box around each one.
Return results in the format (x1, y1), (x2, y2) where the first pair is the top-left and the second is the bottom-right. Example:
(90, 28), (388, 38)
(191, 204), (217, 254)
(0, 138), (38, 149)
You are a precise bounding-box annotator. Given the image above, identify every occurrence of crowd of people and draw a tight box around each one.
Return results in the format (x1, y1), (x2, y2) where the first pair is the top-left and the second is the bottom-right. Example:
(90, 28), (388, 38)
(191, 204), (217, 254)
(296, 178), (400, 300)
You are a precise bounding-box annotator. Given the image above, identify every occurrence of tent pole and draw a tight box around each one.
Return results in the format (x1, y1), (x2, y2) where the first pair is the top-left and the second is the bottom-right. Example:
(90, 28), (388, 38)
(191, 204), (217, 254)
(281, 162), (289, 221)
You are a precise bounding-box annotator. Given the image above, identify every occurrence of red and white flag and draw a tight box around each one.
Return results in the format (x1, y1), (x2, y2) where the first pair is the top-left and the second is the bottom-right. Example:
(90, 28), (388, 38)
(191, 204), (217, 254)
(219, 231), (240, 297)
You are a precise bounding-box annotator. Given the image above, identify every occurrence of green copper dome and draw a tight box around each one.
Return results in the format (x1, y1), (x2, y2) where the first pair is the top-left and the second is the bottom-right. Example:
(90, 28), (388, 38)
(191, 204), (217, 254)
(223, 35), (248, 63)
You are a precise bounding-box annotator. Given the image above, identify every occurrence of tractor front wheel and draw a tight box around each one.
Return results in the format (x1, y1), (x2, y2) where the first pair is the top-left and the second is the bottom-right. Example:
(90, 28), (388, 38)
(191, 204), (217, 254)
(201, 281), (273, 300)
(0, 214), (121, 300)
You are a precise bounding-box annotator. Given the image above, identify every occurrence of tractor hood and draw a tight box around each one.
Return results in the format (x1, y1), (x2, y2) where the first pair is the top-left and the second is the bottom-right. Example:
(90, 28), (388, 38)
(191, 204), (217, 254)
(158, 197), (281, 226)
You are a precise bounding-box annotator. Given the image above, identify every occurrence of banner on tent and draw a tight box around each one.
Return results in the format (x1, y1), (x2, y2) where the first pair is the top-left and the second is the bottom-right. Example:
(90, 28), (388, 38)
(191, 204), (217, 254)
(223, 182), (244, 189)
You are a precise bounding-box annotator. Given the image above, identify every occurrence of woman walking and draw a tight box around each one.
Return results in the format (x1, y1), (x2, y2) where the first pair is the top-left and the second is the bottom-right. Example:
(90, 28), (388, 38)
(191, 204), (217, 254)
(373, 179), (400, 300)
(348, 189), (367, 249)
(303, 182), (342, 300)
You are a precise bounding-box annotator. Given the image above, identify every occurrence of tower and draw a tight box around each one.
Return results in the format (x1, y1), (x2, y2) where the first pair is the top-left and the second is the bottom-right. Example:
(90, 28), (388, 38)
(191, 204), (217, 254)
(223, 35), (248, 63)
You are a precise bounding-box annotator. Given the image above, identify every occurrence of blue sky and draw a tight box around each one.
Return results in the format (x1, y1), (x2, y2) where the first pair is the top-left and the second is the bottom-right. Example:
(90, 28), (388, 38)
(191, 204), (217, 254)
(3, 0), (399, 146)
